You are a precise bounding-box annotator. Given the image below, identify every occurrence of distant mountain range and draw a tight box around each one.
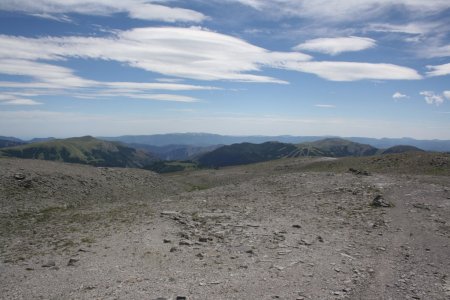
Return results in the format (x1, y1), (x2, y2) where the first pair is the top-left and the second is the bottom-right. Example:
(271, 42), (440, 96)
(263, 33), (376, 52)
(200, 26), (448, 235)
(98, 133), (450, 152)
(0, 136), (156, 168)
(198, 138), (385, 168)
(0, 134), (442, 171)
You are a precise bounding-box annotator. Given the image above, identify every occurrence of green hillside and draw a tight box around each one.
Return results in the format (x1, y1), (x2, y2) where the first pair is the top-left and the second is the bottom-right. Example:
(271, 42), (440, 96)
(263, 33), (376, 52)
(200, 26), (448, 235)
(296, 138), (378, 157)
(0, 136), (156, 168)
(197, 138), (384, 168)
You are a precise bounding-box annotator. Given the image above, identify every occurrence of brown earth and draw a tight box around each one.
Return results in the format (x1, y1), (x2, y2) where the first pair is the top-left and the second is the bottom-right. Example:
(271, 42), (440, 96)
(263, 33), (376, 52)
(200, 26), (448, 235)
(0, 157), (449, 299)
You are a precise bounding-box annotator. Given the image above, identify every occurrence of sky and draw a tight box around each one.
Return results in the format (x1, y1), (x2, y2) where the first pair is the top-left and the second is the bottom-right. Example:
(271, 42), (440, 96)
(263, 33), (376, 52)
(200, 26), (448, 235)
(0, 0), (449, 139)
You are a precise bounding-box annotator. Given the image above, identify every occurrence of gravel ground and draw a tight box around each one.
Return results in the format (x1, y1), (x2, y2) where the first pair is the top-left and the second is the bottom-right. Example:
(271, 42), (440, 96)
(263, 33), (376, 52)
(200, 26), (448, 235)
(0, 157), (449, 299)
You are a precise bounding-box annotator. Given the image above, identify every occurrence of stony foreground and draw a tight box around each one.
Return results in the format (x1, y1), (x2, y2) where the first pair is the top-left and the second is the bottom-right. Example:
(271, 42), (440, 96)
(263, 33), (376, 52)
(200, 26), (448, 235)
(1, 157), (449, 299)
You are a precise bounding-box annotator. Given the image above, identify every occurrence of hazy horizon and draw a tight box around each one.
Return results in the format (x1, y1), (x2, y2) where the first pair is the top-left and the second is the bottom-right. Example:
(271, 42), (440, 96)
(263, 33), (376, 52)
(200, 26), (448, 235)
(4, 132), (450, 142)
(0, 1), (449, 139)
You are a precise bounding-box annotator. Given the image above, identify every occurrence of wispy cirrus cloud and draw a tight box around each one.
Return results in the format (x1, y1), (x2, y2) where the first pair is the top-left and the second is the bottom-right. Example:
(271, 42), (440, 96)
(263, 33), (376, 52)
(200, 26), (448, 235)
(0, 94), (42, 106)
(0, 59), (216, 103)
(0, 0), (207, 23)
(0, 25), (423, 106)
(230, 0), (450, 22)
(426, 63), (450, 77)
(293, 36), (376, 55)
(284, 61), (421, 81)
(314, 104), (336, 108)
(0, 27), (311, 84)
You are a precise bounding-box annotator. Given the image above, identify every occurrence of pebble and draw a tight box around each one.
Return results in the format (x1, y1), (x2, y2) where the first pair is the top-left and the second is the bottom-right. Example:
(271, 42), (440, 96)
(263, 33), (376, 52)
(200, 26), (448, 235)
(41, 261), (56, 268)
(67, 258), (78, 266)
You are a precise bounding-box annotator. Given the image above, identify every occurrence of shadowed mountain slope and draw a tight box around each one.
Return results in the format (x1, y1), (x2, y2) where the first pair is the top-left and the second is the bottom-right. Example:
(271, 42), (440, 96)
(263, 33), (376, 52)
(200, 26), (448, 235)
(381, 145), (425, 155)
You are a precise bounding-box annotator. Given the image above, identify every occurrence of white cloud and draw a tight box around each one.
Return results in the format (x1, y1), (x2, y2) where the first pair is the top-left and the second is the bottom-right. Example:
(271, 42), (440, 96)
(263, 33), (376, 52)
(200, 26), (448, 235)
(0, 94), (42, 106)
(444, 91), (450, 100)
(315, 104), (336, 108)
(420, 91), (444, 106)
(0, 0), (206, 23)
(231, 0), (450, 21)
(367, 22), (438, 35)
(0, 27), (423, 96)
(294, 36), (376, 55)
(426, 63), (450, 77)
(421, 44), (450, 58)
(0, 27), (311, 84)
(0, 59), (217, 103)
(392, 92), (409, 100)
(284, 61), (422, 81)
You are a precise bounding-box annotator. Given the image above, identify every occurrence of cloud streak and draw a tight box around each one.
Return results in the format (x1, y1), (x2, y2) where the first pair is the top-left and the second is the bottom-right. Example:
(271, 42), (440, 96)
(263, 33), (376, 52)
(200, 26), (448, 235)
(426, 63), (450, 77)
(294, 36), (376, 55)
(284, 61), (422, 81)
(0, 0), (207, 23)
(0, 27), (422, 86)
(231, 0), (450, 21)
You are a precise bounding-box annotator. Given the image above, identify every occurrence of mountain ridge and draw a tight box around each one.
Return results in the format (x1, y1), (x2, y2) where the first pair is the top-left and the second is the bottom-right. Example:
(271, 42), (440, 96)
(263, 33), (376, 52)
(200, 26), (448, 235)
(0, 136), (157, 168)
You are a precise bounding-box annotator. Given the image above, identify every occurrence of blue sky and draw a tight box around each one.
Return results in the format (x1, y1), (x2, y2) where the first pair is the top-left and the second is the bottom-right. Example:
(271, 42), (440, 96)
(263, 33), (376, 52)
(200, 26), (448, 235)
(0, 0), (449, 139)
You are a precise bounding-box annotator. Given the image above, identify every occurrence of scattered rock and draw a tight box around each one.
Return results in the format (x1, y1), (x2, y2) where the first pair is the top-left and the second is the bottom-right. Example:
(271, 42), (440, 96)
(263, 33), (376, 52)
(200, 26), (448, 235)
(412, 203), (430, 210)
(161, 211), (179, 216)
(14, 173), (26, 180)
(371, 195), (392, 208)
(19, 179), (33, 188)
(198, 237), (208, 243)
(67, 258), (79, 266)
(41, 260), (56, 268)
(348, 168), (370, 176)
(179, 240), (193, 246)
(299, 239), (312, 246)
(292, 224), (302, 229)
(163, 239), (172, 243)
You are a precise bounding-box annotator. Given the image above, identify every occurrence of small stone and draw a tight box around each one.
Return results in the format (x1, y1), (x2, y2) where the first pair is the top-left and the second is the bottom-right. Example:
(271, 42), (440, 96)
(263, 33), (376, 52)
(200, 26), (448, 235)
(198, 237), (208, 243)
(176, 297), (187, 300)
(292, 224), (302, 229)
(14, 173), (26, 180)
(299, 239), (312, 246)
(161, 211), (179, 216)
(67, 258), (79, 266)
(371, 195), (392, 208)
(179, 240), (193, 246)
(169, 247), (178, 252)
(163, 239), (172, 243)
(317, 236), (324, 242)
(245, 249), (254, 255)
(42, 260), (56, 268)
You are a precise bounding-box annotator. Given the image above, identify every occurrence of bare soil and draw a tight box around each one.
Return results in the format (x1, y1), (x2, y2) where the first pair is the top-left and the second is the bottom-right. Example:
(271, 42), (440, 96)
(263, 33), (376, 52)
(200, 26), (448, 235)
(1, 157), (449, 299)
